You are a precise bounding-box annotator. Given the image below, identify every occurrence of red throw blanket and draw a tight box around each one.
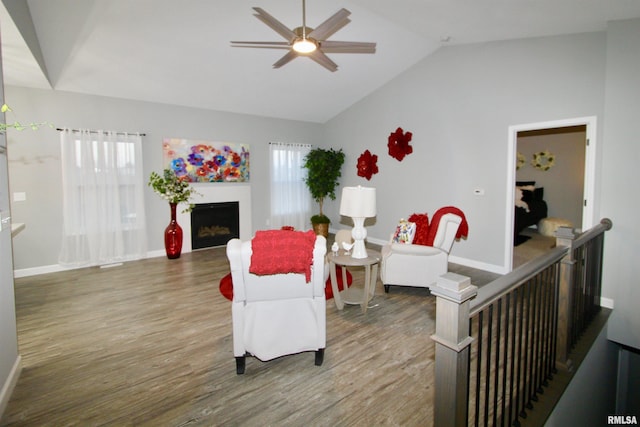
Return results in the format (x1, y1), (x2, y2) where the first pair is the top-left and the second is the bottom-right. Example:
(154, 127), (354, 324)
(249, 229), (316, 282)
(426, 206), (469, 246)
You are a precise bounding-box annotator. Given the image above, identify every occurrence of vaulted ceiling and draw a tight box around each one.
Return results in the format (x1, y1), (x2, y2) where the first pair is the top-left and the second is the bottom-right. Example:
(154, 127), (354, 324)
(2, 0), (640, 123)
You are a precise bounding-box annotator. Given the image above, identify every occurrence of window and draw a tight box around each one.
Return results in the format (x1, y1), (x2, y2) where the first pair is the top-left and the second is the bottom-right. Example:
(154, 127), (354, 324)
(269, 142), (312, 231)
(59, 129), (147, 266)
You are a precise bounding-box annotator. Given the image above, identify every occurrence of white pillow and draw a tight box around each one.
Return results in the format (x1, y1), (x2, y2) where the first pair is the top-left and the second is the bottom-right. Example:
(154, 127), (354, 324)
(392, 219), (416, 244)
(515, 187), (530, 212)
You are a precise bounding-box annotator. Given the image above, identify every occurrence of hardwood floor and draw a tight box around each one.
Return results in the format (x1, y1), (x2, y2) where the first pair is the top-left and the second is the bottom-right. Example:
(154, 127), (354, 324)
(2, 246), (499, 427)
(513, 228), (556, 268)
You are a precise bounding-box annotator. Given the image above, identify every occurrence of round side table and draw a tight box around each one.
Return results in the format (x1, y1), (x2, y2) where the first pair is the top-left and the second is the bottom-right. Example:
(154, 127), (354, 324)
(328, 250), (381, 313)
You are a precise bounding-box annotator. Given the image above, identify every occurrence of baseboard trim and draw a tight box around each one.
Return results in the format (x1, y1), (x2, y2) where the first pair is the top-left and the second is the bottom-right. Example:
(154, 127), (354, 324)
(448, 255), (507, 275)
(601, 297), (614, 309)
(0, 355), (22, 418)
(13, 264), (72, 278)
(14, 250), (169, 279)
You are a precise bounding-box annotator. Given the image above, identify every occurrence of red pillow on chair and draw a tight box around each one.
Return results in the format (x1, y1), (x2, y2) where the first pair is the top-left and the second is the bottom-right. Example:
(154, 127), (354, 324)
(408, 213), (430, 246)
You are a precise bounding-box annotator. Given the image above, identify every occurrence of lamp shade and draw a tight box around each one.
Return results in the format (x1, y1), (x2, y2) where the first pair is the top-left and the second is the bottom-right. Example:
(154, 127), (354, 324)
(339, 186), (376, 218)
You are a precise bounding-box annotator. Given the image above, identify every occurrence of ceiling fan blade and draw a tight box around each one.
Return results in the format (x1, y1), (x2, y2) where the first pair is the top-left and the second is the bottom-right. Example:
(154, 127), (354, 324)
(308, 8), (351, 41)
(319, 41), (376, 54)
(231, 41), (291, 49)
(308, 50), (338, 72)
(253, 7), (297, 42)
(273, 50), (299, 69)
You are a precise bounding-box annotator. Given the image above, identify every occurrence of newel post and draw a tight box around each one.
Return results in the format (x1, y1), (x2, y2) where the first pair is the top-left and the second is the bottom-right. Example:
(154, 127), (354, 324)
(430, 272), (478, 427)
(555, 226), (576, 370)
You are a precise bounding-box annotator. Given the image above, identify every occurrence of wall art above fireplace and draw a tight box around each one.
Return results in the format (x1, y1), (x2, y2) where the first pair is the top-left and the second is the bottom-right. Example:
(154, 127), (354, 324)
(163, 138), (250, 183)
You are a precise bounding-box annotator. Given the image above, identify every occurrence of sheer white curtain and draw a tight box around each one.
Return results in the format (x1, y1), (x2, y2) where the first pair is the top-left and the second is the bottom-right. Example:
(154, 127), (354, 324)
(59, 129), (147, 267)
(269, 142), (312, 230)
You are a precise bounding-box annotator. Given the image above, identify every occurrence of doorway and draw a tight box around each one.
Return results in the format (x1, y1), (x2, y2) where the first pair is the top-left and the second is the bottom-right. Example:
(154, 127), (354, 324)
(505, 117), (597, 271)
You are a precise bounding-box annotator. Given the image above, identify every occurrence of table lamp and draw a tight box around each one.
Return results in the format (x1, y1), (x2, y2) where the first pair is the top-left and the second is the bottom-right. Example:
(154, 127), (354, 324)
(339, 186), (376, 259)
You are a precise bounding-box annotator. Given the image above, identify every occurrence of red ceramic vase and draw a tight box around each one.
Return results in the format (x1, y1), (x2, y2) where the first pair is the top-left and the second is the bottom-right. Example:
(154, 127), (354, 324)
(164, 202), (183, 259)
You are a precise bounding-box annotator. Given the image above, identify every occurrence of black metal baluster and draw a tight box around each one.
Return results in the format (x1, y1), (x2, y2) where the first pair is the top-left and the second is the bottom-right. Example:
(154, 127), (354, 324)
(476, 311), (484, 427)
(514, 284), (525, 425)
(484, 306), (493, 426)
(550, 262), (559, 377)
(468, 318), (475, 427)
(493, 299), (502, 427)
(501, 295), (511, 427)
(509, 289), (519, 427)
(520, 280), (531, 418)
(535, 269), (546, 396)
(530, 274), (540, 403)
(540, 265), (551, 386)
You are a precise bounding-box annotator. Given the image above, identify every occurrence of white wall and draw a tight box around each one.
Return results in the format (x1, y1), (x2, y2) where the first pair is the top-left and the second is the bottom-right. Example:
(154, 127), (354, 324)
(601, 19), (640, 350)
(5, 87), (322, 272)
(0, 40), (21, 417)
(323, 32), (606, 271)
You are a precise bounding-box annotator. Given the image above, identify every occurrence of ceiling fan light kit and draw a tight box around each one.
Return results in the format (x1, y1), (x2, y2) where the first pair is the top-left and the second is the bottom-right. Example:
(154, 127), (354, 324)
(292, 26), (317, 53)
(231, 0), (376, 72)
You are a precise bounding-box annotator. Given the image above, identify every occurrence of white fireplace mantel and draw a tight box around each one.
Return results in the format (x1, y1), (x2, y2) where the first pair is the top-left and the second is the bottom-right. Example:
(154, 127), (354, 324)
(177, 183), (251, 252)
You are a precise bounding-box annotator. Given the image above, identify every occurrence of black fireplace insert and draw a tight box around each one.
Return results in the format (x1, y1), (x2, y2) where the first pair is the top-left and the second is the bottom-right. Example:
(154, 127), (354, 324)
(190, 202), (239, 249)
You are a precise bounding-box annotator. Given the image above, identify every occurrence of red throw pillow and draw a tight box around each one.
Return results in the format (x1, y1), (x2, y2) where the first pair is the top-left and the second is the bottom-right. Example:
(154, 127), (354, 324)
(408, 213), (430, 245)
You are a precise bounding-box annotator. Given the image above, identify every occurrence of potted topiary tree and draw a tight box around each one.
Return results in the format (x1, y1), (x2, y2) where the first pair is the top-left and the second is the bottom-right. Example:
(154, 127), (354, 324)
(303, 147), (345, 237)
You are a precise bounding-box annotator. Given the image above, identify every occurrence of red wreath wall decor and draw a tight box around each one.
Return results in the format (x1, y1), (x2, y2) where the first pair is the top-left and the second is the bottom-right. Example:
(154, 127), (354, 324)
(357, 150), (379, 181)
(387, 127), (413, 161)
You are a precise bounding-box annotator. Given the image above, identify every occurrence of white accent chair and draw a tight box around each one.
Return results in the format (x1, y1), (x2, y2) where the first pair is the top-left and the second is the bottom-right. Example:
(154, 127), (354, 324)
(380, 213), (462, 292)
(226, 235), (327, 374)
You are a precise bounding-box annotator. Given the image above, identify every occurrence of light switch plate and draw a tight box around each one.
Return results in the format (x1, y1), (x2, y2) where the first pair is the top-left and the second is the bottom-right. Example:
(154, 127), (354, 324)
(0, 210), (10, 231)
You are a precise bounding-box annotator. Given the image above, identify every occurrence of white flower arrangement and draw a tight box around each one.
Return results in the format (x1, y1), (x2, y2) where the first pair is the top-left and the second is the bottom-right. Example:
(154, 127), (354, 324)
(148, 168), (200, 212)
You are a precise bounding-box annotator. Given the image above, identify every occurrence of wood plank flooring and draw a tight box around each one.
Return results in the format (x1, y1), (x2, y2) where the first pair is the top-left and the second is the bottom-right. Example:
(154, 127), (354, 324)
(1, 246), (499, 427)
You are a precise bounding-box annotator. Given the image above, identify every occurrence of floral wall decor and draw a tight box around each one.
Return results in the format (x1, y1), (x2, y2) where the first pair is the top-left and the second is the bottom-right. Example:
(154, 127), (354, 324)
(357, 149), (379, 181)
(531, 150), (555, 171)
(163, 138), (250, 182)
(516, 152), (526, 170)
(387, 127), (413, 161)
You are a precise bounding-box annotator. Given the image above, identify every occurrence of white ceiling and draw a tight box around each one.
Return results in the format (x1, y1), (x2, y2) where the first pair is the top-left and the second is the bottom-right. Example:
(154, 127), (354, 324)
(2, 0), (640, 123)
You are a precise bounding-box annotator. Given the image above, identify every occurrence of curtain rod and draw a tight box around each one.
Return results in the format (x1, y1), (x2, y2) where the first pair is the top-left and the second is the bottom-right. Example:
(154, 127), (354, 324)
(268, 142), (311, 146)
(56, 128), (146, 136)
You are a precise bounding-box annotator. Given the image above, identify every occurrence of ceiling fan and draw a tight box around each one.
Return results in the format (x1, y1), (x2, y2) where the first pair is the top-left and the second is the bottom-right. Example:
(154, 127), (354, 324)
(231, 0), (376, 72)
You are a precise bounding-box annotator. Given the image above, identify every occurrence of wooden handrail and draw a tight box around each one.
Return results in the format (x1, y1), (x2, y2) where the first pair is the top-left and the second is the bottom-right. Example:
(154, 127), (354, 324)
(470, 218), (612, 316)
(470, 246), (567, 316)
(433, 218), (613, 426)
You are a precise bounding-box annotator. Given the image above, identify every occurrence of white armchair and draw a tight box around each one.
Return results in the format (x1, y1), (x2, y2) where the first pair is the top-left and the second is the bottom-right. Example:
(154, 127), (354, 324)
(380, 213), (462, 292)
(226, 232), (327, 374)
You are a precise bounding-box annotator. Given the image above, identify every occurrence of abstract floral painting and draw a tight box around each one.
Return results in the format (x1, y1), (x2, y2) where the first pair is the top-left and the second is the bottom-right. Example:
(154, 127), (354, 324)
(163, 138), (250, 182)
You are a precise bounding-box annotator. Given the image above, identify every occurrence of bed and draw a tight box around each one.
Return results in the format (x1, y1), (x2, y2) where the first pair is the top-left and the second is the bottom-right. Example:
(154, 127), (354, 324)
(514, 181), (548, 245)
